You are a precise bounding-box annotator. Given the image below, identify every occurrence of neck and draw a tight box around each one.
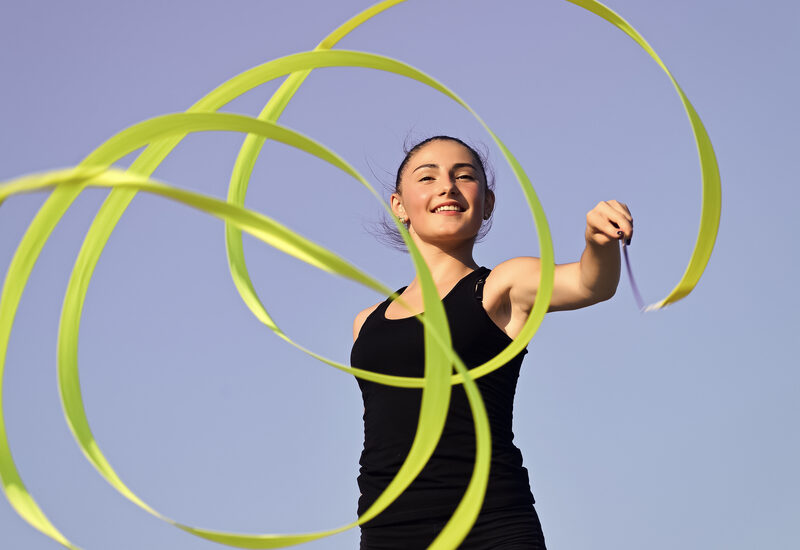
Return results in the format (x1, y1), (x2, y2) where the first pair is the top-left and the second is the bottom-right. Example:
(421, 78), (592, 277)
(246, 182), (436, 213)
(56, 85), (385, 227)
(404, 233), (480, 292)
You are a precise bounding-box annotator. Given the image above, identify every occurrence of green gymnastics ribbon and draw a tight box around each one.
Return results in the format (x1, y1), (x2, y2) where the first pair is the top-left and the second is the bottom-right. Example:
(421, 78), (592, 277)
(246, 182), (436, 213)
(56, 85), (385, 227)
(0, 0), (720, 548)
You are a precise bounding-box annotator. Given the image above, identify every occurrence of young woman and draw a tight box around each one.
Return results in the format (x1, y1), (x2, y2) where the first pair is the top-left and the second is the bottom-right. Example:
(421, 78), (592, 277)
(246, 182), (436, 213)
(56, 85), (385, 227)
(350, 136), (633, 549)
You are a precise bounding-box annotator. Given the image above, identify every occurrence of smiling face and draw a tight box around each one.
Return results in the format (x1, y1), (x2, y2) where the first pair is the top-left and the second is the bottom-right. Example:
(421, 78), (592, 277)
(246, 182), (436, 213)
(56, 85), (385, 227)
(391, 138), (494, 247)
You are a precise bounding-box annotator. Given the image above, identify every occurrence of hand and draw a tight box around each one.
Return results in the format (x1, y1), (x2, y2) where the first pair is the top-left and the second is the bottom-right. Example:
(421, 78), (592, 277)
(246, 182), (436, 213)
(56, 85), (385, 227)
(585, 200), (633, 247)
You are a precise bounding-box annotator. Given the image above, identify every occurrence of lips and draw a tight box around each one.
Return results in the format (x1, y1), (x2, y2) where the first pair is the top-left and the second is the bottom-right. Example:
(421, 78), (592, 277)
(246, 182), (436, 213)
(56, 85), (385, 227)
(431, 201), (465, 213)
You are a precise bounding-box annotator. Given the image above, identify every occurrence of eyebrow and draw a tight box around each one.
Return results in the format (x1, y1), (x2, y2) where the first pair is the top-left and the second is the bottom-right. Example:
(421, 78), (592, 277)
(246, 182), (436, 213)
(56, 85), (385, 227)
(412, 162), (477, 173)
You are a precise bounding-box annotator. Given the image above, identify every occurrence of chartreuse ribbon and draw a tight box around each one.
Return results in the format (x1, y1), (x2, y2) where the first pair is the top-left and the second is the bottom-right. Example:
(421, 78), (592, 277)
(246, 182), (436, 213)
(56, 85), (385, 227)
(0, 0), (720, 548)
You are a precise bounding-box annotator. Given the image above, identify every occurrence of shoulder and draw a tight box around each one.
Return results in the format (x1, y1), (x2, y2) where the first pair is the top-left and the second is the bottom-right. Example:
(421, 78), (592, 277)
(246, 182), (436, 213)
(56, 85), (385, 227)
(485, 257), (542, 315)
(353, 302), (382, 342)
(486, 257), (542, 294)
(487, 257), (542, 282)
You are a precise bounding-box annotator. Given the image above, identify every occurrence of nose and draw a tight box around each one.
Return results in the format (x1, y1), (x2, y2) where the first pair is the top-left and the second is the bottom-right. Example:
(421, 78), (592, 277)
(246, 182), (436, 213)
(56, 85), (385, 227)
(437, 174), (460, 195)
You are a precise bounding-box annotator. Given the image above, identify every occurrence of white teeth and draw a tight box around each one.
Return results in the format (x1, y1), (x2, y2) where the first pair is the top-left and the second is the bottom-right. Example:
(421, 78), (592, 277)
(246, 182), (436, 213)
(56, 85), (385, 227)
(434, 205), (462, 212)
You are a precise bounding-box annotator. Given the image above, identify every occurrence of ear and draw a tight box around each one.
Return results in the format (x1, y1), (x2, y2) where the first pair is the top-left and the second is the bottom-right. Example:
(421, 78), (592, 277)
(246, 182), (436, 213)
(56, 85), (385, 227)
(483, 188), (495, 219)
(390, 192), (405, 218)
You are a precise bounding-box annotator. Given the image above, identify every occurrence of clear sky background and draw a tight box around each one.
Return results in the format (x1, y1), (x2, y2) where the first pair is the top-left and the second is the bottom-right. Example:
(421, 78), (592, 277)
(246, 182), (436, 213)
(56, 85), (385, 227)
(1, 0), (797, 548)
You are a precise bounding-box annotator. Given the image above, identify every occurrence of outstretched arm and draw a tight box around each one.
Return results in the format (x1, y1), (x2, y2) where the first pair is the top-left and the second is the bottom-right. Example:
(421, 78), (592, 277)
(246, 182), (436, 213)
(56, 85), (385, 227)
(492, 200), (634, 314)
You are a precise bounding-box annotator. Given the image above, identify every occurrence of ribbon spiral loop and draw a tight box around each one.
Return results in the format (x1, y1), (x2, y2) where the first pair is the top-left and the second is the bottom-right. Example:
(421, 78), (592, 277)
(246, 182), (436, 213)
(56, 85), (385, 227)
(0, 1), (720, 548)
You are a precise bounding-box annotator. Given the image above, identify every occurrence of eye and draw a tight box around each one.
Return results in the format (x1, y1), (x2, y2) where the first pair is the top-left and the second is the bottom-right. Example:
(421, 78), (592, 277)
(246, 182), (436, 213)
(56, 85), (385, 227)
(419, 176), (434, 182)
(456, 174), (474, 180)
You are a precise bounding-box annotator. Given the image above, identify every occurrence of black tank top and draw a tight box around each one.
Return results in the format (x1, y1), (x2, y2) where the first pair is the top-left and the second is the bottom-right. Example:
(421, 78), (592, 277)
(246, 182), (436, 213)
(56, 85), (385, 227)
(350, 266), (534, 527)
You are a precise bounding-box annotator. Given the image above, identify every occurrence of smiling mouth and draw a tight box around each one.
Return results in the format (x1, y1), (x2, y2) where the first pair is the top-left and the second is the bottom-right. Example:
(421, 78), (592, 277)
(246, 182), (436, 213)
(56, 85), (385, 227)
(432, 205), (466, 213)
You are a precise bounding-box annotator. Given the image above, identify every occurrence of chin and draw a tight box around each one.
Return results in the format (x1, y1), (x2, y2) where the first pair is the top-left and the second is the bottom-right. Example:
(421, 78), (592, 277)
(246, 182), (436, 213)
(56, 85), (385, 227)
(420, 228), (480, 246)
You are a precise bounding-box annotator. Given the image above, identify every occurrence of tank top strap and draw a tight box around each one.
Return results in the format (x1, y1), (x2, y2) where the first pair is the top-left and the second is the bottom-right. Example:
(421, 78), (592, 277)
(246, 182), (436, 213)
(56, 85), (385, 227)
(473, 266), (490, 302)
(375, 286), (407, 313)
(440, 266), (489, 310)
(371, 267), (488, 323)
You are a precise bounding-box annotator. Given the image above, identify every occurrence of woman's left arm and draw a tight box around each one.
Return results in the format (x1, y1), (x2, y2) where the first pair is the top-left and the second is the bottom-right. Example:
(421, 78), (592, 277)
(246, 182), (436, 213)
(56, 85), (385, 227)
(493, 199), (633, 313)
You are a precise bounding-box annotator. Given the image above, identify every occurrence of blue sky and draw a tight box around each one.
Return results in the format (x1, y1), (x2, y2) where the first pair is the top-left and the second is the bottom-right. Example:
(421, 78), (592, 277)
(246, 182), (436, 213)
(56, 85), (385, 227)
(1, 0), (797, 548)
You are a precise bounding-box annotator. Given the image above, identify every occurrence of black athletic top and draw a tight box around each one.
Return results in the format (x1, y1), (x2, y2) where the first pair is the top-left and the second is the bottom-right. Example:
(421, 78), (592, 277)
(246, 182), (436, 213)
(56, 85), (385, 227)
(350, 266), (534, 527)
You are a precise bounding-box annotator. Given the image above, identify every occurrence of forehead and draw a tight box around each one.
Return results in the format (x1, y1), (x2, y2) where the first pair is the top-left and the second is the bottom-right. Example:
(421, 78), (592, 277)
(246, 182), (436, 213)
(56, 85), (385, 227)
(409, 139), (476, 166)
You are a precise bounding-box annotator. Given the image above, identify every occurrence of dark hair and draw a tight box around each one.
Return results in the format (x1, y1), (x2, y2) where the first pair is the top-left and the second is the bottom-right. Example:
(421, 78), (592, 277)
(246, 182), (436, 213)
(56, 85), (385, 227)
(373, 135), (495, 253)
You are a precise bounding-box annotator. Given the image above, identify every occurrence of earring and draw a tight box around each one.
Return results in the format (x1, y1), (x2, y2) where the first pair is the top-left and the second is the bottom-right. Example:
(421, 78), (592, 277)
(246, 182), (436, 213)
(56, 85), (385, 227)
(397, 216), (407, 224)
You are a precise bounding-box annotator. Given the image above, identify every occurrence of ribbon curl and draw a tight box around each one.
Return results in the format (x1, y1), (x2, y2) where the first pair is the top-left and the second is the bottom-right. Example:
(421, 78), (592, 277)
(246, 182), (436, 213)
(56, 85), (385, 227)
(0, 1), (720, 548)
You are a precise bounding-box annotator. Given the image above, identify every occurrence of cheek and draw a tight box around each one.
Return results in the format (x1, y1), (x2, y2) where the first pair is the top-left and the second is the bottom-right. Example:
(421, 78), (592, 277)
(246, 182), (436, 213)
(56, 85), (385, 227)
(407, 190), (432, 214)
(465, 185), (484, 206)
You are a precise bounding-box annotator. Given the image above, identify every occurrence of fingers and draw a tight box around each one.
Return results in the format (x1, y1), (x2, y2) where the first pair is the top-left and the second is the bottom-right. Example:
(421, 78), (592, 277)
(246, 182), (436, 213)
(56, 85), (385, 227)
(606, 200), (632, 224)
(588, 200), (634, 245)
